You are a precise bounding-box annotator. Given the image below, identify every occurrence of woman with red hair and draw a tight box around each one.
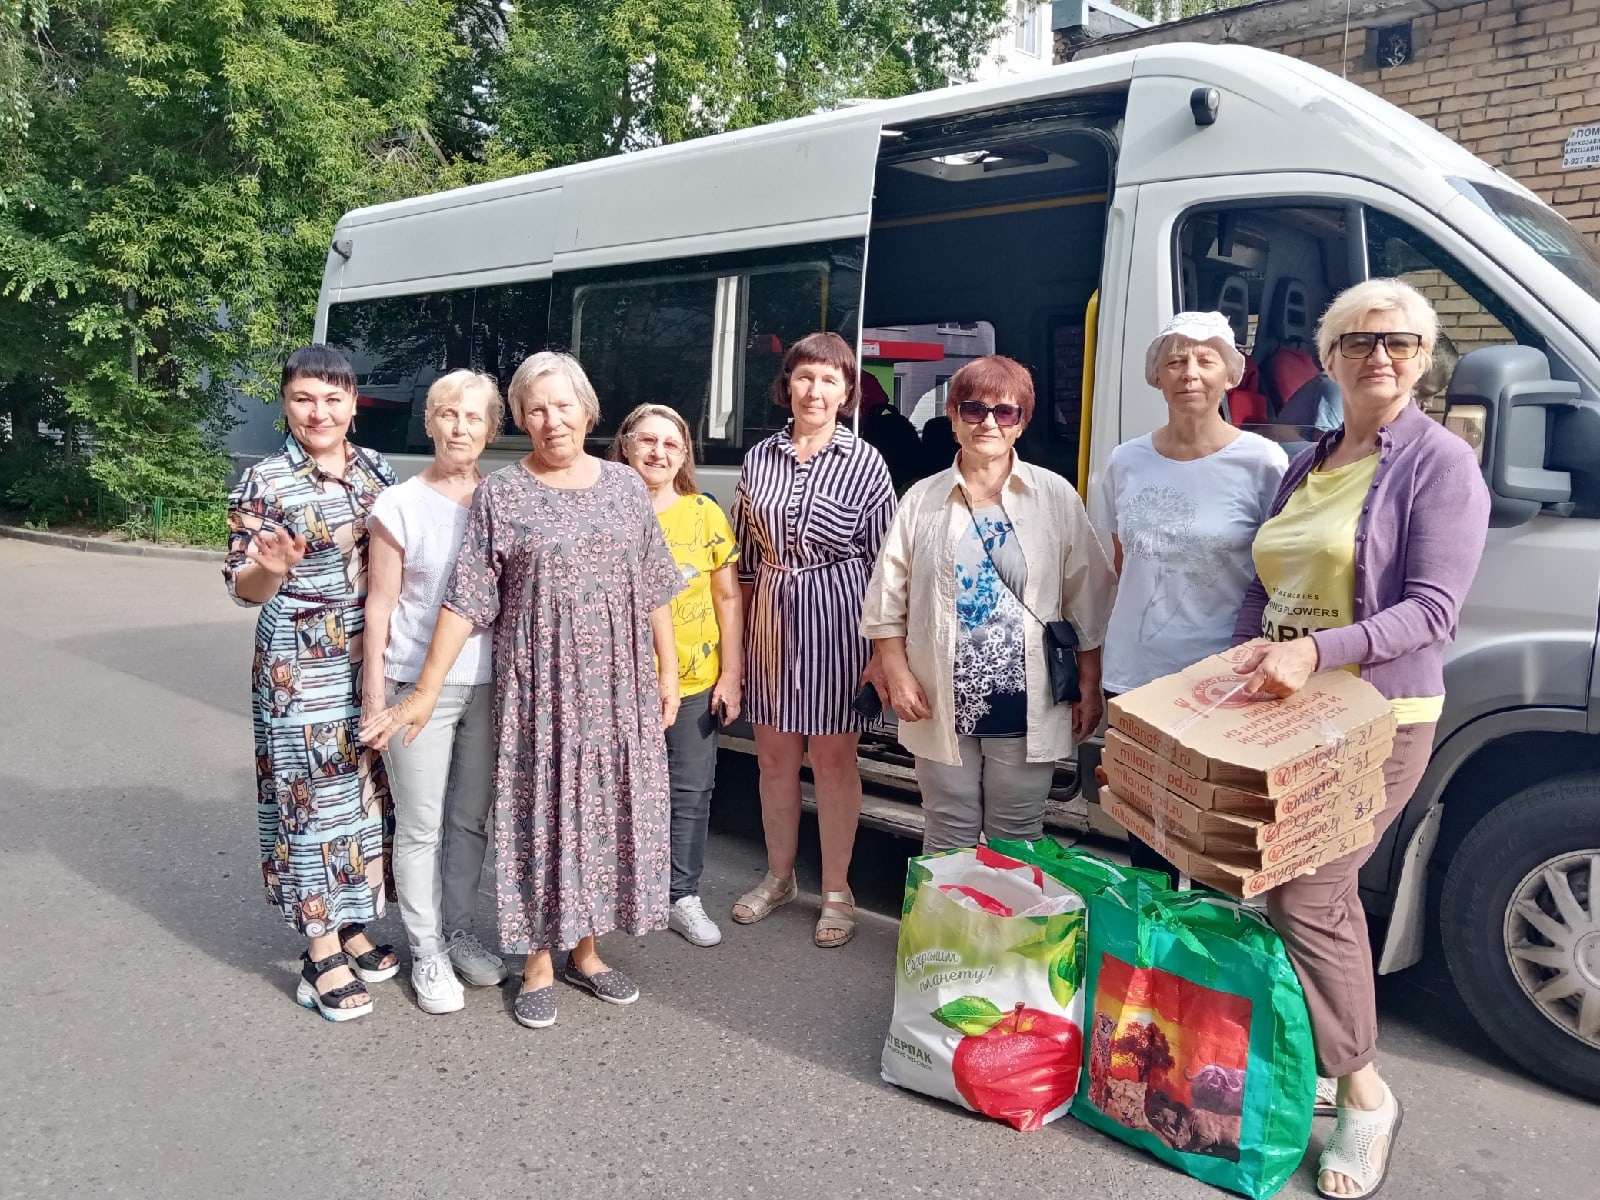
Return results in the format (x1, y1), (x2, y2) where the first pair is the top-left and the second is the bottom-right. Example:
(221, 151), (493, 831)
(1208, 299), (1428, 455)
(862, 355), (1115, 852)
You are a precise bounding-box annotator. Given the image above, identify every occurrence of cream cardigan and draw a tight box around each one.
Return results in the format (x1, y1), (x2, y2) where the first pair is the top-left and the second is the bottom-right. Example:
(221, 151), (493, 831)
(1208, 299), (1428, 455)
(860, 456), (1116, 766)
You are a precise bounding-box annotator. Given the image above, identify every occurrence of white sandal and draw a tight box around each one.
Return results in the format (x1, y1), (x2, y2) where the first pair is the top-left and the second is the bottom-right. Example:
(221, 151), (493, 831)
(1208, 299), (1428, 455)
(1315, 1075), (1338, 1117)
(731, 872), (797, 924)
(1318, 1081), (1402, 1199)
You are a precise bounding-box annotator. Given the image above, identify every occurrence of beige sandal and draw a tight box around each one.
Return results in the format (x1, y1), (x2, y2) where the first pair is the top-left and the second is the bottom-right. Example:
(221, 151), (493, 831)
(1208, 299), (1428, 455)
(814, 889), (857, 948)
(731, 872), (797, 924)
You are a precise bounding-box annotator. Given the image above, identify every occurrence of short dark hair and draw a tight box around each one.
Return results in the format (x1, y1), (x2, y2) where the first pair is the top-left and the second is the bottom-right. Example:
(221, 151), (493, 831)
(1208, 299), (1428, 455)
(769, 331), (859, 419)
(946, 355), (1035, 425)
(281, 344), (356, 396)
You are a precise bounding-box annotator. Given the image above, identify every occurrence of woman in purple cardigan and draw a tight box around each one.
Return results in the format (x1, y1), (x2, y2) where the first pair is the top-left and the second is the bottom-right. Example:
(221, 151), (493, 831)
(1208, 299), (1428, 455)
(1230, 279), (1490, 1200)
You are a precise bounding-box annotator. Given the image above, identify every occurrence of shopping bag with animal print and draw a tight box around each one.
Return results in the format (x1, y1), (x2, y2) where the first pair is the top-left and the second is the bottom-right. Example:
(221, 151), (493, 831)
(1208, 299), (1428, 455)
(1073, 892), (1316, 1200)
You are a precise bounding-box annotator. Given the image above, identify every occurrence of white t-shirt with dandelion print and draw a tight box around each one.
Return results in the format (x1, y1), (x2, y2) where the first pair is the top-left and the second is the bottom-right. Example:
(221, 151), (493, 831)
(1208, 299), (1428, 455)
(1097, 432), (1287, 694)
(953, 504), (1030, 737)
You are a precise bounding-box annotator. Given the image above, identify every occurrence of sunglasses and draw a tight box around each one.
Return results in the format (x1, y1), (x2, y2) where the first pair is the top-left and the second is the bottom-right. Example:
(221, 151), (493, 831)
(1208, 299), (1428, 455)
(1337, 332), (1423, 361)
(956, 400), (1024, 428)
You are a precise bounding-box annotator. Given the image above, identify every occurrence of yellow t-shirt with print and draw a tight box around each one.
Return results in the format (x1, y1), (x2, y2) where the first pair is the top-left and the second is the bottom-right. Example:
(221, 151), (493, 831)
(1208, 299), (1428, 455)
(657, 493), (740, 697)
(1252, 454), (1443, 724)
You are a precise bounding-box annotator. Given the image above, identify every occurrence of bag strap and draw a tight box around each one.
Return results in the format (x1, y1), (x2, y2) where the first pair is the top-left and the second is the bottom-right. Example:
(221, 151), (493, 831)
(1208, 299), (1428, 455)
(1161, 891), (1277, 931)
(957, 489), (1054, 631)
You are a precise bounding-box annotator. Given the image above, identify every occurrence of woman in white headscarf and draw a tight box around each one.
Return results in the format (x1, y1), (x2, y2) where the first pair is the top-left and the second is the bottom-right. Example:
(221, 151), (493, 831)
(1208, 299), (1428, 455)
(1095, 312), (1289, 874)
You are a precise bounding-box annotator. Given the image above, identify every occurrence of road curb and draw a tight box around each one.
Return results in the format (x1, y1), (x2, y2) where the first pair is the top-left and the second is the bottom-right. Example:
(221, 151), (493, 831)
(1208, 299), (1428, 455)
(0, 523), (225, 563)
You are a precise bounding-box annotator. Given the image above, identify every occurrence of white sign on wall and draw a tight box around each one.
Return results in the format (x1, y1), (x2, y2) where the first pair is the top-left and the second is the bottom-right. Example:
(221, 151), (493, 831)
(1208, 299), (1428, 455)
(1563, 124), (1600, 170)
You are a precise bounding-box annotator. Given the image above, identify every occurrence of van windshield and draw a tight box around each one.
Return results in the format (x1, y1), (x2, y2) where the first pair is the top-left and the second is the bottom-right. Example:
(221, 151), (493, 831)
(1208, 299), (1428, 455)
(1455, 179), (1600, 301)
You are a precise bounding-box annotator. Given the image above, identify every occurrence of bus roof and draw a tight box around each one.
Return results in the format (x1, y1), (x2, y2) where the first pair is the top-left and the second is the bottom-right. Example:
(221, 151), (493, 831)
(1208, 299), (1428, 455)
(323, 43), (1521, 300)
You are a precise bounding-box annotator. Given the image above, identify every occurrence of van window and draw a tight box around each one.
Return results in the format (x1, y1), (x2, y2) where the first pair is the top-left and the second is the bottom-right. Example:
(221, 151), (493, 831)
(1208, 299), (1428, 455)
(325, 281), (551, 455)
(1454, 179), (1600, 301)
(1175, 204), (1354, 445)
(550, 240), (864, 465)
(1365, 209), (1534, 419)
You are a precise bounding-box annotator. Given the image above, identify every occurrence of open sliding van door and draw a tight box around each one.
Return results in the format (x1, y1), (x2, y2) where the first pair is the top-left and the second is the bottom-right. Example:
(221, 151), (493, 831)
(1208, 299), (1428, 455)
(546, 118), (884, 499)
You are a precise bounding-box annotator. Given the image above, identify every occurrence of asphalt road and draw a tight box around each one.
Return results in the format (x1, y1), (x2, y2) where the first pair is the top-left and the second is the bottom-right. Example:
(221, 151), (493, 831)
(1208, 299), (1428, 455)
(1, 538), (1594, 1200)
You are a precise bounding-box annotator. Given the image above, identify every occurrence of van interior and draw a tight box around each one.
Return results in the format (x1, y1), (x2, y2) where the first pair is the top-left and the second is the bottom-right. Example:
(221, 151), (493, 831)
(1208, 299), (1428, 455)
(861, 97), (1123, 487)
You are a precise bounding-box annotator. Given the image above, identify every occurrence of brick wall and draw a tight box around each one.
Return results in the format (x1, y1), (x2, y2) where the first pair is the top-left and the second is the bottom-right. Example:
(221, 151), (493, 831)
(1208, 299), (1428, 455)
(1275, 1), (1600, 240)
(1066, 0), (1600, 245)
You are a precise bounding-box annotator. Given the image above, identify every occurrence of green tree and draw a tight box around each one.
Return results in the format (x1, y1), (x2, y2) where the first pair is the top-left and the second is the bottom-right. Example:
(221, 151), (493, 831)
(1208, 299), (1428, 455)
(493, 1), (1010, 167)
(1, 0), (1008, 517)
(0, 1), (514, 505)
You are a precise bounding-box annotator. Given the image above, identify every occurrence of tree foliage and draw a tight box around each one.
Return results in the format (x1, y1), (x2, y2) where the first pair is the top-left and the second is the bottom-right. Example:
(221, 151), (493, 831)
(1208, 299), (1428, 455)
(0, 0), (1008, 513)
(493, 1), (1009, 166)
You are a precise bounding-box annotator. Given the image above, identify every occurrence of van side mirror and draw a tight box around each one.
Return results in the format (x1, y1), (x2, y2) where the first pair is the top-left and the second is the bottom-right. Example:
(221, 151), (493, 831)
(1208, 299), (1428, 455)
(1444, 345), (1579, 527)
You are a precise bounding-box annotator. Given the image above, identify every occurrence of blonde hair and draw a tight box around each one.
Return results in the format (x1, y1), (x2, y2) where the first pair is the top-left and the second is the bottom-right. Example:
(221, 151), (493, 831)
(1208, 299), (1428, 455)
(507, 351), (602, 433)
(424, 369), (504, 443)
(608, 403), (700, 496)
(1316, 279), (1439, 377)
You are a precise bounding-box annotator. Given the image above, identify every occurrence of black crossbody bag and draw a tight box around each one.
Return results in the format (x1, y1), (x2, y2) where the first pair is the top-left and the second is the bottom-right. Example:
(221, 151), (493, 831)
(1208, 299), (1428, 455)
(961, 495), (1081, 706)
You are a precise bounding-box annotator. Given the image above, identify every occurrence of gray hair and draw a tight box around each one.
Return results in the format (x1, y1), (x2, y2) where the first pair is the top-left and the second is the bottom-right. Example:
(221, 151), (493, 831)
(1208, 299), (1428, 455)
(1315, 279), (1439, 375)
(424, 369), (504, 443)
(507, 351), (602, 433)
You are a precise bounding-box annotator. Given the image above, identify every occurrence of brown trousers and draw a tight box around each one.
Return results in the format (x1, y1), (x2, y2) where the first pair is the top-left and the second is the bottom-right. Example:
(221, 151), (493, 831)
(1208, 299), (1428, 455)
(1266, 721), (1436, 1079)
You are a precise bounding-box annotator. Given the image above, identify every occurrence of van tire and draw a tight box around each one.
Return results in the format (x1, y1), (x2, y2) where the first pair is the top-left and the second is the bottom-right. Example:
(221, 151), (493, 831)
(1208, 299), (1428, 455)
(1439, 773), (1600, 1101)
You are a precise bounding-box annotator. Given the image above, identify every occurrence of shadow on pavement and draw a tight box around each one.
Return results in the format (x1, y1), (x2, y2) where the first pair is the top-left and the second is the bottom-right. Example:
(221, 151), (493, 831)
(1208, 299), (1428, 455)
(58, 623), (252, 717)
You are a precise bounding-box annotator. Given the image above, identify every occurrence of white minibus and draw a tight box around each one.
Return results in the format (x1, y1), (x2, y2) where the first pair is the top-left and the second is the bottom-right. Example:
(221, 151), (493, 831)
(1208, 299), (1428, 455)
(306, 44), (1600, 1099)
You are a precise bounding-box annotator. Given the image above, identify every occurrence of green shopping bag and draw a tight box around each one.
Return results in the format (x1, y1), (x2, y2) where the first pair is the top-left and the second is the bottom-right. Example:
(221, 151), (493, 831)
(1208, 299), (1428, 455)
(1072, 891), (1316, 1200)
(987, 839), (1173, 905)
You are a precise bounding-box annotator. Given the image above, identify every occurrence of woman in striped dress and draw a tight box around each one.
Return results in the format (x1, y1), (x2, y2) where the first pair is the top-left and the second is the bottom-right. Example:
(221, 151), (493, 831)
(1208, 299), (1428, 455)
(729, 332), (896, 948)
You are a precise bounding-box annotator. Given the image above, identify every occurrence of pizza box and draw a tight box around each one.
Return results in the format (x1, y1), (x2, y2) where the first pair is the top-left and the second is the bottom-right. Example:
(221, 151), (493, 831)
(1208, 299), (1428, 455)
(1102, 727), (1391, 820)
(1102, 752), (1387, 852)
(1099, 787), (1378, 899)
(1107, 641), (1397, 796)
(1103, 760), (1385, 864)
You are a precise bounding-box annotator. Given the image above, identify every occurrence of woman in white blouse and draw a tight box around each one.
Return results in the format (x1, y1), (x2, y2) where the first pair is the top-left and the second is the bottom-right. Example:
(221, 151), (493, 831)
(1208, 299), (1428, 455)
(861, 356), (1116, 853)
(362, 369), (509, 1014)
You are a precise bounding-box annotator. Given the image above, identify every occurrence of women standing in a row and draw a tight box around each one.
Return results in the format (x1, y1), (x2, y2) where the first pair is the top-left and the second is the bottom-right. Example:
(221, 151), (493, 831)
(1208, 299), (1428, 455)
(225, 345), (399, 1020)
(612, 404), (744, 949)
(862, 356), (1116, 854)
(363, 352), (684, 1028)
(363, 369), (508, 1014)
(730, 333), (897, 948)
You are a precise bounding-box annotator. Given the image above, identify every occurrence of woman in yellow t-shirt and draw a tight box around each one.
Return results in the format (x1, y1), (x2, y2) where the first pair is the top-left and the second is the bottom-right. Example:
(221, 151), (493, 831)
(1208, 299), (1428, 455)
(612, 404), (743, 949)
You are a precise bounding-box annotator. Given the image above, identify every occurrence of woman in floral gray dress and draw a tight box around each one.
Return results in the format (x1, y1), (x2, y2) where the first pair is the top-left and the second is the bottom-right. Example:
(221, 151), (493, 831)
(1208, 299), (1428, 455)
(362, 352), (683, 1030)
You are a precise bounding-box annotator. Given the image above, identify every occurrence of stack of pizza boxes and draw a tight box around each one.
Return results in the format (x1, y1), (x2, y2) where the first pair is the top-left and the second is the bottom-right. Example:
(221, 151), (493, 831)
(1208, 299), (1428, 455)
(1097, 640), (1396, 898)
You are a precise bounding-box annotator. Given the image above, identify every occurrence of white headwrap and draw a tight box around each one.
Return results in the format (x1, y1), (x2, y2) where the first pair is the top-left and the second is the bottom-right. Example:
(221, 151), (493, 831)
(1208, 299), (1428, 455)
(1144, 311), (1246, 389)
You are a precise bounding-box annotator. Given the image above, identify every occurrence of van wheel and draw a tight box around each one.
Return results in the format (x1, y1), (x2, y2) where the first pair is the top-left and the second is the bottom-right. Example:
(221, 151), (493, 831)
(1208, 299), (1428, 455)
(1440, 773), (1600, 1101)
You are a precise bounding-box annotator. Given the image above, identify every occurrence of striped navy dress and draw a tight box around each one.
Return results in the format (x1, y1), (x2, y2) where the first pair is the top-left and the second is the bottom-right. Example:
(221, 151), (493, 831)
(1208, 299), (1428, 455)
(733, 422), (897, 734)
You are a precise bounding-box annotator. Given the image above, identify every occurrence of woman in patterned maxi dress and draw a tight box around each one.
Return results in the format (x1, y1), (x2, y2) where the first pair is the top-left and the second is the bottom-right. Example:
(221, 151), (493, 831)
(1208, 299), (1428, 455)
(224, 345), (400, 1021)
(362, 352), (683, 1030)
(728, 332), (896, 949)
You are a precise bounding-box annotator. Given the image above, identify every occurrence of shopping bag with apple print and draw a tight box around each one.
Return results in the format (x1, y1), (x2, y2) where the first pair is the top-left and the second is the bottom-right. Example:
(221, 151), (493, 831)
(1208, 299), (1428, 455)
(881, 846), (1088, 1131)
(1073, 891), (1316, 1200)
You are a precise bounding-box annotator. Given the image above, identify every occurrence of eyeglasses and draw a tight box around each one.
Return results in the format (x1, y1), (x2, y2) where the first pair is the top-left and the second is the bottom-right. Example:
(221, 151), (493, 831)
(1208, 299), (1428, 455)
(956, 400), (1024, 428)
(1337, 332), (1424, 361)
(626, 432), (686, 456)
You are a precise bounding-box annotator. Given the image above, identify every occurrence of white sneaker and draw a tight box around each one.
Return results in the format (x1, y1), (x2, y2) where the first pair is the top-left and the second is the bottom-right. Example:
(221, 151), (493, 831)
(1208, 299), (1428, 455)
(411, 951), (465, 1015)
(669, 895), (722, 947)
(447, 929), (508, 986)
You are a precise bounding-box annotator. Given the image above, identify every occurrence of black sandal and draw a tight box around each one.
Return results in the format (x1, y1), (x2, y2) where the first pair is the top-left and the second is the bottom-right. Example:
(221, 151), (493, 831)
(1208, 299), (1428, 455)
(339, 922), (400, 983)
(296, 950), (373, 1022)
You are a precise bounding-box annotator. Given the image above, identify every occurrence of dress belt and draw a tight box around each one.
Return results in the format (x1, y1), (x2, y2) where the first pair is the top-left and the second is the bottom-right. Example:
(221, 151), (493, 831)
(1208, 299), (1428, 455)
(758, 558), (863, 696)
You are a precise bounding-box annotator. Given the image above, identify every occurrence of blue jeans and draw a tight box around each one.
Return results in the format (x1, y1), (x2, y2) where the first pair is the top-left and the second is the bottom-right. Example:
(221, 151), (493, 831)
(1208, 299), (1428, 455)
(664, 688), (719, 901)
